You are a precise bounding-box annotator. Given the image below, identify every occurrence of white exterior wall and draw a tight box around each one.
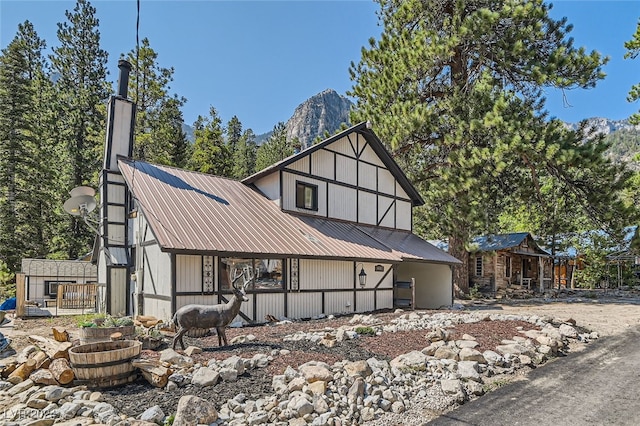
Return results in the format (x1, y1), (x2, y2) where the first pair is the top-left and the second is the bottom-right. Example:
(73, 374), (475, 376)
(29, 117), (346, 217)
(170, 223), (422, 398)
(282, 172), (327, 217)
(255, 293), (285, 321)
(396, 200), (412, 231)
(176, 255), (201, 292)
(254, 173), (280, 205)
(139, 241), (172, 319)
(397, 262), (452, 309)
(110, 268), (128, 316)
(310, 150), (334, 180)
(328, 184), (357, 222)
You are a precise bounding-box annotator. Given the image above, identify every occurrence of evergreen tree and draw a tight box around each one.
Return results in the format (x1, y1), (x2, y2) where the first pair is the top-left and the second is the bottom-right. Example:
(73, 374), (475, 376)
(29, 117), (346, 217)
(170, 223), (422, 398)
(349, 0), (631, 294)
(625, 19), (640, 124)
(125, 37), (186, 164)
(255, 122), (295, 171)
(0, 24), (38, 271)
(232, 129), (258, 179)
(50, 0), (109, 259)
(188, 107), (230, 175)
(0, 21), (56, 272)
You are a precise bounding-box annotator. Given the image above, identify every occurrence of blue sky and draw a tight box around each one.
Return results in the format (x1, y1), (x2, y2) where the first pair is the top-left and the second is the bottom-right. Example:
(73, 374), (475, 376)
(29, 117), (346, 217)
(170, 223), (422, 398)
(1, 0), (639, 135)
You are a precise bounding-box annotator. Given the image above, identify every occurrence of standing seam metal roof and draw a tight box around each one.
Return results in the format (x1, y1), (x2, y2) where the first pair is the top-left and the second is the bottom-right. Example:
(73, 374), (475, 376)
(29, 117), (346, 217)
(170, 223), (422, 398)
(118, 158), (455, 264)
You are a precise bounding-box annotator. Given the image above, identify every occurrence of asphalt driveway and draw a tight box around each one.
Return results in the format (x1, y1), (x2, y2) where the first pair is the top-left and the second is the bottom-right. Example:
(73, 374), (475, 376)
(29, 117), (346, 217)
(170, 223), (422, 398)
(428, 325), (640, 426)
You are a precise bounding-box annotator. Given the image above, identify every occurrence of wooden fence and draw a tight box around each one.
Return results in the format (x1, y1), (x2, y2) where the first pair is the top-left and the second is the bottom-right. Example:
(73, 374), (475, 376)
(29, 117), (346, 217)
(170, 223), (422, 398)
(56, 283), (97, 309)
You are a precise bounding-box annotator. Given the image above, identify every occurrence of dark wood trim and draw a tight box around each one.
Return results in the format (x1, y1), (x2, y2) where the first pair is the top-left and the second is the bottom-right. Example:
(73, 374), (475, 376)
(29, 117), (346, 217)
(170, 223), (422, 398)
(325, 181), (329, 218)
(142, 293), (172, 301)
(282, 169), (411, 203)
(279, 169), (284, 211)
(253, 292), (257, 322)
(346, 133), (358, 157)
(333, 151), (337, 181)
(308, 152), (312, 175)
(375, 267), (393, 289)
(321, 292), (325, 313)
(353, 261), (358, 311)
(139, 239), (158, 248)
(176, 291), (215, 296)
(377, 200), (395, 226)
(170, 253), (176, 315)
(323, 146), (384, 169)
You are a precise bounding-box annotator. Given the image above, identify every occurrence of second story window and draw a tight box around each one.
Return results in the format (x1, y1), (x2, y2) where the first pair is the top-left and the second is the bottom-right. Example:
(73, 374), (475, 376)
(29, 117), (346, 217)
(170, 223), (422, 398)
(296, 181), (318, 211)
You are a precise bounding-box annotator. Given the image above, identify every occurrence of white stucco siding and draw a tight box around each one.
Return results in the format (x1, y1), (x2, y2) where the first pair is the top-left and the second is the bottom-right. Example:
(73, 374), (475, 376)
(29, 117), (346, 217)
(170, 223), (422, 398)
(397, 262), (452, 309)
(282, 172), (327, 217)
(288, 292), (323, 319)
(310, 149), (335, 180)
(396, 200), (412, 231)
(335, 155), (357, 186)
(254, 173), (281, 204)
(176, 255), (202, 292)
(328, 184), (357, 222)
(299, 259), (352, 290)
(378, 196), (395, 228)
(358, 191), (377, 225)
(358, 162), (377, 191)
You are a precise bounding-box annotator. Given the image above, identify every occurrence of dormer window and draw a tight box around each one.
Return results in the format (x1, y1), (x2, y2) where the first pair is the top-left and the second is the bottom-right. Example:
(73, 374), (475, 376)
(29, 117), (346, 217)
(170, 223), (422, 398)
(296, 181), (318, 211)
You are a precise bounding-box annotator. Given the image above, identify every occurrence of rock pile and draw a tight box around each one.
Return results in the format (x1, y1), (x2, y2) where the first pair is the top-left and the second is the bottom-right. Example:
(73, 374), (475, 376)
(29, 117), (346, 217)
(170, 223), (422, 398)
(0, 311), (597, 425)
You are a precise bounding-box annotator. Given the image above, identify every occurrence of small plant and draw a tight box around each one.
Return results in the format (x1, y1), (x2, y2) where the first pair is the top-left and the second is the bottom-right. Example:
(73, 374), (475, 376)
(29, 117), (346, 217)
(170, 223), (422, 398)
(164, 414), (175, 426)
(355, 326), (376, 336)
(483, 378), (512, 393)
(103, 315), (134, 327)
(469, 284), (481, 299)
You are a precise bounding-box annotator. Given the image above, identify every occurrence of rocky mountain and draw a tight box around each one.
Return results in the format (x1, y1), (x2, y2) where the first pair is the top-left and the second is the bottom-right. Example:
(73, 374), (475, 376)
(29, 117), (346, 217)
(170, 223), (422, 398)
(284, 89), (353, 148)
(566, 117), (640, 136)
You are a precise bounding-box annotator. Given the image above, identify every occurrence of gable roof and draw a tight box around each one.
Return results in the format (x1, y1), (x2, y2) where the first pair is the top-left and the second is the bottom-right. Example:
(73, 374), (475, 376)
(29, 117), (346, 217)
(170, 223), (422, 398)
(472, 232), (549, 256)
(118, 158), (458, 264)
(242, 122), (425, 207)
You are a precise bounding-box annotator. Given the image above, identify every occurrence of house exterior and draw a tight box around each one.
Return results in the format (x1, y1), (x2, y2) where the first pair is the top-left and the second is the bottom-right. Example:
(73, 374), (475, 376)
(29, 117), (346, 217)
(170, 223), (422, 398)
(469, 233), (552, 292)
(101, 122), (460, 323)
(20, 258), (97, 308)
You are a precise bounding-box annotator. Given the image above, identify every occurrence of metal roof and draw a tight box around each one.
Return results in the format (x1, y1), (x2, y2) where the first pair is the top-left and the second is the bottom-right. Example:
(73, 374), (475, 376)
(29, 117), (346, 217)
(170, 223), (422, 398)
(472, 232), (549, 256)
(242, 122), (425, 207)
(359, 227), (462, 265)
(118, 158), (452, 264)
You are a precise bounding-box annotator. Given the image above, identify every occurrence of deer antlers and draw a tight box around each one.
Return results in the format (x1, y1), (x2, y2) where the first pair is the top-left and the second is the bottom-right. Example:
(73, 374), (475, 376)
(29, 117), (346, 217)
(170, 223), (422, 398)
(231, 267), (252, 289)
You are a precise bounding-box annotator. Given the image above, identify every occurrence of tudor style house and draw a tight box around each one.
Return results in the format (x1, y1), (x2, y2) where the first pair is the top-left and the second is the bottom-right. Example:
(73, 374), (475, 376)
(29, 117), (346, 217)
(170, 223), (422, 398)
(108, 123), (460, 323)
(94, 65), (459, 322)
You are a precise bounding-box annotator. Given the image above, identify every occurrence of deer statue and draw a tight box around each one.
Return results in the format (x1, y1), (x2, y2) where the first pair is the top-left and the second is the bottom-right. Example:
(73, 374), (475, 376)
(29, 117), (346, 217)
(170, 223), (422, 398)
(172, 268), (249, 350)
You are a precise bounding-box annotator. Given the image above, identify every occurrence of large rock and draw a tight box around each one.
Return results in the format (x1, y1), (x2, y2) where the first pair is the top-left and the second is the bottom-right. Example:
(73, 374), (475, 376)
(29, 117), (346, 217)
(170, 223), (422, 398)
(434, 346), (459, 360)
(457, 361), (481, 382)
(347, 377), (365, 403)
(299, 362), (333, 383)
(344, 360), (372, 378)
(191, 367), (219, 386)
(140, 405), (165, 424)
(159, 349), (193, 367)
(390, 350), (428, 371)
(458, 347), (486, 363)
(173, 395), (218, 426)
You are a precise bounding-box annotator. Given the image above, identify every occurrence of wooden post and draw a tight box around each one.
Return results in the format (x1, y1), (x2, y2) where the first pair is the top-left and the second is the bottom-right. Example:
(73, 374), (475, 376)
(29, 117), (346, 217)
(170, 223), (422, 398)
(15, 273), (26, 318)
(411, 278), (416, 310)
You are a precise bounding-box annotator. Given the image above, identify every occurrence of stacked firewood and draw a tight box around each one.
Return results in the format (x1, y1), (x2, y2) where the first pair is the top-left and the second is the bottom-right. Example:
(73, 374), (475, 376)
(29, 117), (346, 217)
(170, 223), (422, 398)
(0, 327), (74, 386)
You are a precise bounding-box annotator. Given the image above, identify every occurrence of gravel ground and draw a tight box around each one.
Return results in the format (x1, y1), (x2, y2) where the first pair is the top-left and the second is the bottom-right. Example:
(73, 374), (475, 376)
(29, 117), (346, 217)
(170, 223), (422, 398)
(5, 294), (629, 423)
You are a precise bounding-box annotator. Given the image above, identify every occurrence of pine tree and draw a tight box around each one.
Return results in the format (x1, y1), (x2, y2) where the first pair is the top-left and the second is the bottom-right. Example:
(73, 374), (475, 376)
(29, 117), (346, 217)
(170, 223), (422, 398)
(232, 129), (258, 179)
(125, 37), (186, 164)
(49, 0), (109, 259)
(625, 19), (640, 124)
(255, 122), (295, 171)
(349, 0), (630, 294)
(188, 107), (230, 175)
(0, 24), (37, 271)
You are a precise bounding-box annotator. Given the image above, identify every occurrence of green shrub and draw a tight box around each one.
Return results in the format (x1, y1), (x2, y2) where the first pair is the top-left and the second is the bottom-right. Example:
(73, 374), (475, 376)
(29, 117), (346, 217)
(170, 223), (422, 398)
(355, 326), (376, 336)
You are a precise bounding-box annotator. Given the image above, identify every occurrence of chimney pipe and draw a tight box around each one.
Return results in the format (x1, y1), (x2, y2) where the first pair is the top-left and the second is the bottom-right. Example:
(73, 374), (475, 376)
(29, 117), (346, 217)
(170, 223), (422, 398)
(117, 59), (132, 99)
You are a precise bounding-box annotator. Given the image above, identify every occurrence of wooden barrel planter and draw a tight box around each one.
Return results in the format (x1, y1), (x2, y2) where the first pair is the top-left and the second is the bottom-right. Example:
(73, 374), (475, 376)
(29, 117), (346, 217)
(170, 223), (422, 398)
(79, 325), (136, 345)
(69, 340), (141, 388)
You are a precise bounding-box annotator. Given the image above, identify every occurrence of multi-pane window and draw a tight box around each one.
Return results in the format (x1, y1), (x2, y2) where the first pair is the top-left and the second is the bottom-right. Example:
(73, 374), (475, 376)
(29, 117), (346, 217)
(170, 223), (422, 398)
(296, 181), (318, 211)
(475, 256), (483, 276)
(505, 256), (511, 278)
(220, 258), (284, 291)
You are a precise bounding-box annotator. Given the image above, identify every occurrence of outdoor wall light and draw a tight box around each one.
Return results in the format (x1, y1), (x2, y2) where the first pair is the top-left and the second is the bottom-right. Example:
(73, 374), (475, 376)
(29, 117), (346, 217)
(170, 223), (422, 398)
(356, 263), (367, 287)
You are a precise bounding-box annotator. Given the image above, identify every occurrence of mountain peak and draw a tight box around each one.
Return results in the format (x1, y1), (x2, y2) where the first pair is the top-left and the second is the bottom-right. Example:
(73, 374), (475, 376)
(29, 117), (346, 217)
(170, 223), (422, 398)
(285, 89), (353, 148)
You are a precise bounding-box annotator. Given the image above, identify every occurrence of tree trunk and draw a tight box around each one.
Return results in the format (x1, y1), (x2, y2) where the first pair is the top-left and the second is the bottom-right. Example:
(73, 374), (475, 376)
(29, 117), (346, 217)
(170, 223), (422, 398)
(449, 233), (470, 296)
(28, 335), (72, 359)
(132, 359), (170, 388)
(49, 358), (74, 385)
(9, 359), (36, 382)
